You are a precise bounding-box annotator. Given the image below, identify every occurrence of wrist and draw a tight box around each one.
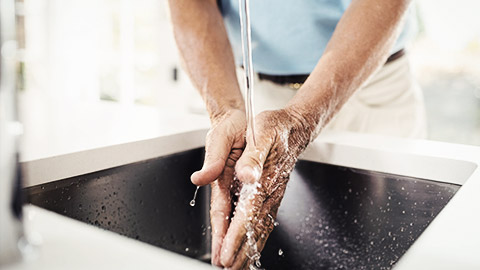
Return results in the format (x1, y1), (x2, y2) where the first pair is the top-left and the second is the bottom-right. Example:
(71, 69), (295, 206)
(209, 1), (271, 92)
(285, 100), (324, 142)
(208, 100), (245, 124)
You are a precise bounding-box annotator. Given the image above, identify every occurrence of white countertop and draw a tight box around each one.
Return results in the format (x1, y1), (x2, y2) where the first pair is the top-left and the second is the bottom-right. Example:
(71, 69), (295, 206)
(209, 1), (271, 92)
(3, 205), (213, 270)
(19, 97), (211, 162)
(6, 100), (480, 269)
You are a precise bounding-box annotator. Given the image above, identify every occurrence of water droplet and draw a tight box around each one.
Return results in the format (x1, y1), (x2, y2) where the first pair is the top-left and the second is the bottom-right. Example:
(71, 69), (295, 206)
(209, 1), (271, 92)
(190, 186), (200, 207)
(274, 221), (280, 227)
(278, 249), (283, 256)
(185, 248), (189, 252)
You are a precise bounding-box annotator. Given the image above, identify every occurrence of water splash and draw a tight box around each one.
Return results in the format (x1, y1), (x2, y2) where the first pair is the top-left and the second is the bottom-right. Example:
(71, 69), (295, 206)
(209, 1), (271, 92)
(235, 181), (263, 269)
(245, 222), (262, 269)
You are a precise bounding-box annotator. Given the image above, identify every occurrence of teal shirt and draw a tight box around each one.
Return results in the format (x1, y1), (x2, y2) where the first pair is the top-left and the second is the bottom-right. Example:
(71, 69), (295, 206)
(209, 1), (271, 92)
(219, 0), (417, 75)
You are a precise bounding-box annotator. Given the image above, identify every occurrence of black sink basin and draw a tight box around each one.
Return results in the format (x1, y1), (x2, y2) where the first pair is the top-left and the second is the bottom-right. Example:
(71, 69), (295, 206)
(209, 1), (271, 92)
(24, 148), (460, 269)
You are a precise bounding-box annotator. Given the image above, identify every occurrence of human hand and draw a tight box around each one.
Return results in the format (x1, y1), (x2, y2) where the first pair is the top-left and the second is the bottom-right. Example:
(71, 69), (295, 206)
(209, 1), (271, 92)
(190, 108), (246, 266)
(219, 108), (316, 269)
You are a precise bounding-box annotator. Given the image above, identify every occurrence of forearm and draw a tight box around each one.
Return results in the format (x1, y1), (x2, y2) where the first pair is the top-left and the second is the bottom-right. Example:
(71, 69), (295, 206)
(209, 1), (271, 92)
(167, 0), (244, 119)
(287, 0), (411, 134)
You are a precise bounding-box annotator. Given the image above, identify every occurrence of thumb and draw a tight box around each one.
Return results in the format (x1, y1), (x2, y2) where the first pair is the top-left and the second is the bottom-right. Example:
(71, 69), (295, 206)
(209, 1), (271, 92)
(235, 134), (272, 184)
(191, 129), (233, 186)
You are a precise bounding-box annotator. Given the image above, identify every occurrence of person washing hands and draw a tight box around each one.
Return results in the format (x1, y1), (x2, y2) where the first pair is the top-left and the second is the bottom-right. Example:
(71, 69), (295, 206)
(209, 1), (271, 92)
(168, 0), (426, 268)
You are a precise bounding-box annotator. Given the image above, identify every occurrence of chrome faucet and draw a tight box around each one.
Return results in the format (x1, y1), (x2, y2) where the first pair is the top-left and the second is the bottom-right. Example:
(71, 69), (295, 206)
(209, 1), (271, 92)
(0, 0), (24, 265)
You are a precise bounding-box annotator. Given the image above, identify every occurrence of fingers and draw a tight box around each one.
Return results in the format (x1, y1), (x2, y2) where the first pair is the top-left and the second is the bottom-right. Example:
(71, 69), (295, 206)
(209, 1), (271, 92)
(220, 180), (286, 269)
(225, 197), (279, 270)
(210, 170), (233, 266)
(220, 132), (273, 267)
(229, 242), (251, 270)
(219, 203), (248, 267)
(220, 181), (264, 267)
(235, 134), (272, 184)
(191, 129), (233, 186)
(228, 223), (269, 270)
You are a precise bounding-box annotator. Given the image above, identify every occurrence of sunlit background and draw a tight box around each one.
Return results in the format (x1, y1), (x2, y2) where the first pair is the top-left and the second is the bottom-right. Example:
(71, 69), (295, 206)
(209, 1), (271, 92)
(15, 0), (480, 159)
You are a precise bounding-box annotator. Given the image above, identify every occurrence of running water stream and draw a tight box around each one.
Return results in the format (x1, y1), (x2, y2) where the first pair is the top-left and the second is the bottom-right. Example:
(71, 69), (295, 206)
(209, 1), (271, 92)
(239, 0), (257, 146)
(239, 1), (262, 269)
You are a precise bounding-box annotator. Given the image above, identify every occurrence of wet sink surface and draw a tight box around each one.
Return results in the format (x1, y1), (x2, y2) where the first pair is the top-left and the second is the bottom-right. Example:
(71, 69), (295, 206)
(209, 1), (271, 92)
(24, 148), (460, 269)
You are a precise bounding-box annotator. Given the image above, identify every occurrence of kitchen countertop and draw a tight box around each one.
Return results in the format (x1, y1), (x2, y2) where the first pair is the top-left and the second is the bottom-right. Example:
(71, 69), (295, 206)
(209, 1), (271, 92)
(4, 205), (213, 270)
(6, 101), (480, 269)
(19, 97), (211, 162)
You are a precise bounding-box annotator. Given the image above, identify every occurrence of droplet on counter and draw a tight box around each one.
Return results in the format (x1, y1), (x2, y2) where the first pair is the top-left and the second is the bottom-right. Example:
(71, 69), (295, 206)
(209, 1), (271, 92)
(278, 248), (284, 256)
(274, 221), (280, 227)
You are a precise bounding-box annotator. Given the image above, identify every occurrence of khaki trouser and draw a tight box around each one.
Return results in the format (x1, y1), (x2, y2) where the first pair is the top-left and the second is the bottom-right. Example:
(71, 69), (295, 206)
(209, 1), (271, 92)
(237, 55), (427, 139)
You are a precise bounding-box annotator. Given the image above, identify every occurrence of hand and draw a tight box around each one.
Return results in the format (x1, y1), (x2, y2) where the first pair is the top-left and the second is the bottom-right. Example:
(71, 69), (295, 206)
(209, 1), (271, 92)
(190, 108), (246, 266)
(220, 108), (315, 269)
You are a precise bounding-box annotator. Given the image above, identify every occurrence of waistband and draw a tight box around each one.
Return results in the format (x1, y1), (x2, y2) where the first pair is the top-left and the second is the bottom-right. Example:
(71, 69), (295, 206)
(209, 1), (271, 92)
(258, 49), (406, 87)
